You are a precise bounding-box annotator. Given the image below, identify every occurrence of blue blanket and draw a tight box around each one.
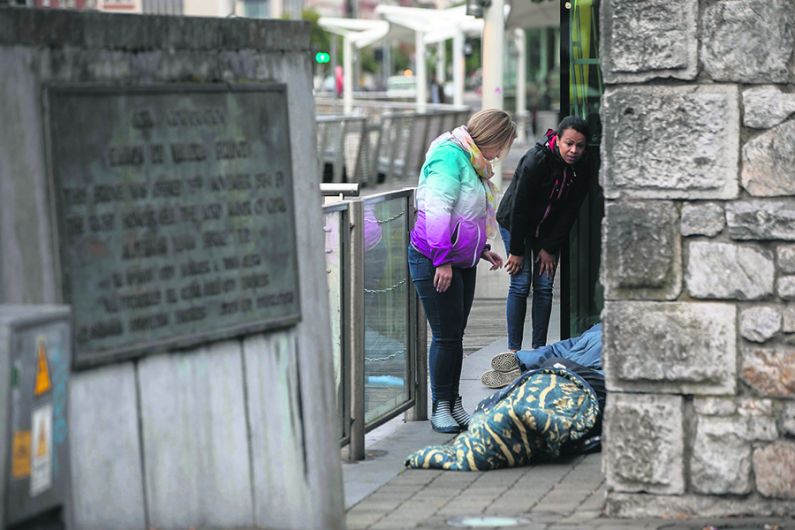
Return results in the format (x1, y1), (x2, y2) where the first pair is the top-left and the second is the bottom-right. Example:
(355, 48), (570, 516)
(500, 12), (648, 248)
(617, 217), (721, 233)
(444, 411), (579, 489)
(406, 368), (599, 471)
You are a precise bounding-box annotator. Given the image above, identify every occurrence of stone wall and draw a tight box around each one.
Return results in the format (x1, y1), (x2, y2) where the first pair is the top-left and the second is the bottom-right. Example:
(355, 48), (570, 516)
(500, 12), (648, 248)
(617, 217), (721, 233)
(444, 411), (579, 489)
(601, 0), (795, 518)
(0, 9), (344, 529)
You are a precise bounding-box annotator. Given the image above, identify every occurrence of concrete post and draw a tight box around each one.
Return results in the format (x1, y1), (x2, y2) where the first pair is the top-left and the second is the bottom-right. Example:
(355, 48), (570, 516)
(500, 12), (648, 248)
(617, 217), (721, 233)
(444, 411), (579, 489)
(436, 41), (446, 84)
(343, 35), (353, 115)
(515, 28), (527, 143)
(453, 30), (465, 107)
(415, 30), (427, 113)
(481, 0), (504, 187)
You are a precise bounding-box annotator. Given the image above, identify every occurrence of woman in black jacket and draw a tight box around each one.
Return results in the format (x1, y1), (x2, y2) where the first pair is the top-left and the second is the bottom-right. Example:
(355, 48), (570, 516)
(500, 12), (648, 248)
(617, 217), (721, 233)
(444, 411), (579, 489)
(495, 116), (592, 351)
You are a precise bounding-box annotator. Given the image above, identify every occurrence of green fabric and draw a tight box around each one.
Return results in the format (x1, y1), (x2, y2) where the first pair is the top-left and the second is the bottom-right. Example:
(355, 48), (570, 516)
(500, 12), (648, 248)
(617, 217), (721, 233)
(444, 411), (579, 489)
(406, 369), (598, 471)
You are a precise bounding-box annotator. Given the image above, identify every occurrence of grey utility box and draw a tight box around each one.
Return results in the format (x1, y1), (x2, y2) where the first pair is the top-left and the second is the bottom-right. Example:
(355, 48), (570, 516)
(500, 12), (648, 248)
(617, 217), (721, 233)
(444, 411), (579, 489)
(0, 306), (72, 529)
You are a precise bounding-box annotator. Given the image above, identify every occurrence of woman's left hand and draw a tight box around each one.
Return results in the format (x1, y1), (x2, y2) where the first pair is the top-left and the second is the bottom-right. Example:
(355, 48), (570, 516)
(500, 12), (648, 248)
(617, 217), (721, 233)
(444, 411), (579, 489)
(481, 250), (504, 271)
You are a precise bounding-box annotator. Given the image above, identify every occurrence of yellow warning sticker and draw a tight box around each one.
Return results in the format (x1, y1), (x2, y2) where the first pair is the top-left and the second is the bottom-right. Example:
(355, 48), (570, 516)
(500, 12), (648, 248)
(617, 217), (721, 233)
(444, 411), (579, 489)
(11, 431), (32, 478)
(31, 404), (52, 496)
(34, 337), (52, 396)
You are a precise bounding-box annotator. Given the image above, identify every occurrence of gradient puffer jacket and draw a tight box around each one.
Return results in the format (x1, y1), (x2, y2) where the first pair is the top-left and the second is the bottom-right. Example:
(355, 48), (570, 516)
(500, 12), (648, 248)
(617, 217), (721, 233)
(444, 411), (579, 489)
(410, 141), (489, 269)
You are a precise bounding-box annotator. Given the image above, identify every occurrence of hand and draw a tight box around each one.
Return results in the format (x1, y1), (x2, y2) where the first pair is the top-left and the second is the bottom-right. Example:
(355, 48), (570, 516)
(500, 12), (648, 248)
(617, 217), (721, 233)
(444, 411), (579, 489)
(434, 263), (453, 293)
(537, 249), (556, 277)
(505, 254), (524, 275)
(481, 250), (503, 271)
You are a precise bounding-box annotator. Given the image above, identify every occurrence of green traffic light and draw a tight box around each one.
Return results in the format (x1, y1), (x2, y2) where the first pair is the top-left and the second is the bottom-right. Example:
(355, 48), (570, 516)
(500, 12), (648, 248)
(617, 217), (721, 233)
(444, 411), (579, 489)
(315, 52), (330, 64)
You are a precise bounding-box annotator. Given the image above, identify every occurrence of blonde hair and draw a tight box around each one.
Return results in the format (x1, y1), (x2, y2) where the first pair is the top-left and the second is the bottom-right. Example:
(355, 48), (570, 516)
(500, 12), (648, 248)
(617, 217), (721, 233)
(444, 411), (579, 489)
(467, 109), (517, 153)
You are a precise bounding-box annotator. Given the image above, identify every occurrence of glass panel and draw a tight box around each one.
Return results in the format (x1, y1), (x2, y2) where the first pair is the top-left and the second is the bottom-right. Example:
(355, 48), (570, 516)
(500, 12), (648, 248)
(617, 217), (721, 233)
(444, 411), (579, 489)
(363, 196), (410, 424)
(323, 209), (346, 439)
(565, 0), (604, 336)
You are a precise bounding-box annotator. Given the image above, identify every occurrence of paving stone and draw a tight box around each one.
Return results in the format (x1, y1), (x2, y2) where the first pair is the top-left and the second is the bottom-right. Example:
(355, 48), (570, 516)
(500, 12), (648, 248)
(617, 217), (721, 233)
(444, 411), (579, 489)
(702, 0), (794, 83)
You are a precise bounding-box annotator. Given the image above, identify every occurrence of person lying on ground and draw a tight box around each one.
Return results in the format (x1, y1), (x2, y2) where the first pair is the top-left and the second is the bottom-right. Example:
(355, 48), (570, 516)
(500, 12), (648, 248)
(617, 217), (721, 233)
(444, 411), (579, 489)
(405, 357), (605, 471)
(481, 323), (602, 389)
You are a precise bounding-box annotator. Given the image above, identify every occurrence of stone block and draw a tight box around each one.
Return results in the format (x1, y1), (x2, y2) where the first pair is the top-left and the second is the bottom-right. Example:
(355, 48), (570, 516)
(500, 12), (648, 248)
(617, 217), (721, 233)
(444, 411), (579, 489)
(603, 393), (684, 494)
(702, 0), (794, 83)
(779, 276), (795, 300)
(727, 200), (795, 241)
(783, 305), (795, 333)
(782, 403), (795, 436)
(243, 332), (318, 530)
(741, 348), (795, 397)
(138, 343), (254, 529)
(686, 242), (774, 300)
(778, 245), (795, 274)
(737, 399), (779, 442)
(744, 87), (795, 129)
(602, 85), (739, 199)
(690, 417), (752, 495)
(601, 0), (697, 83)
(742, 121), (795, 196)
(740, 306), (782, 343)
(604, 301), (737, 394)
(602, 201), (681, 300)
(753, 442), (795, 499)
(605, 492), (795, 518)
(693, 398), (736, 416)
(680, 202), (724, 237)
(738, 398), (774, 417)
(69, 364), (146, 530)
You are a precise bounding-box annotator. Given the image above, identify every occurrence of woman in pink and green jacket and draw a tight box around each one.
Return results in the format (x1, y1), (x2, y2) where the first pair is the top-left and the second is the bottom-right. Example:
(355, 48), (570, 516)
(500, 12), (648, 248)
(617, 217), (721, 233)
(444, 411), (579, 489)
(409, 109), (516, 433)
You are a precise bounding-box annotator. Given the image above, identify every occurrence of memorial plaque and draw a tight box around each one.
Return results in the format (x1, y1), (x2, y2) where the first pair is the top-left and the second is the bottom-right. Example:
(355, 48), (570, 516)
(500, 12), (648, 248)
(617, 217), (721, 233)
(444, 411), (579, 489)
(44, 85), (301, 367)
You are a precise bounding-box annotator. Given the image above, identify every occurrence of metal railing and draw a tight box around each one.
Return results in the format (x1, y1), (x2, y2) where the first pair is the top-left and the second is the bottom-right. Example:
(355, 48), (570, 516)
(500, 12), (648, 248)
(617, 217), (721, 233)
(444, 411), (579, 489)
(322, 185), (427, 460)
(316, 99), (470, 188)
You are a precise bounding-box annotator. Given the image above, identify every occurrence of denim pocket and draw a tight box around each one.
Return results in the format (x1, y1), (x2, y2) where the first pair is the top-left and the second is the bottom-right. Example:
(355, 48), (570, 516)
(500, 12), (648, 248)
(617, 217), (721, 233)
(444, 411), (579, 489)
(408, 245), (434, 282)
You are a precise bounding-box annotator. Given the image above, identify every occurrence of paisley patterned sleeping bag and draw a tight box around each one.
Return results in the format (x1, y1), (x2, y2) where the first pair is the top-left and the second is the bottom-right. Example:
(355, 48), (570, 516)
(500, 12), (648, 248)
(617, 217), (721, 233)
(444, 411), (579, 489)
(406, 368), (599, 471)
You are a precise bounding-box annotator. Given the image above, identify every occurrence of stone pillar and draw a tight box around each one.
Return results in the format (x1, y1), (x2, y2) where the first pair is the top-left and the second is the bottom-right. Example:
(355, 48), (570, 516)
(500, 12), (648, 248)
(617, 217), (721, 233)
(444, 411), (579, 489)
(0, 9), (344, 529)
(601, 0), (795, 518)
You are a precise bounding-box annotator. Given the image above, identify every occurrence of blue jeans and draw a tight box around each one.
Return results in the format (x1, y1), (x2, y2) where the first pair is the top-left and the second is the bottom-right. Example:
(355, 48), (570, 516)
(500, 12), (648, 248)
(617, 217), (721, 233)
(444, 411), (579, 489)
(408, 245), (476, 403)
(515, 323), (602, 373)
(500, 226), (556, 350)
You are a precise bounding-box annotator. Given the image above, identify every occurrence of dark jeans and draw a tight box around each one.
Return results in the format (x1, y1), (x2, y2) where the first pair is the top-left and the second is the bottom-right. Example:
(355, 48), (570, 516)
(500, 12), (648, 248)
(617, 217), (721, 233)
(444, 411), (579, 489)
(408, 245), (476, 403)
(500, 226), (556, 350)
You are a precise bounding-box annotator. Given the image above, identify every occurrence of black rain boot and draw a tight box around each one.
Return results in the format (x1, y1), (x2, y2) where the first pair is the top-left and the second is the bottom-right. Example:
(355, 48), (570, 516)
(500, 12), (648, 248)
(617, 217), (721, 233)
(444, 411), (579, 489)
(431, 400), (461, 434)
(451, 395), (471, 430)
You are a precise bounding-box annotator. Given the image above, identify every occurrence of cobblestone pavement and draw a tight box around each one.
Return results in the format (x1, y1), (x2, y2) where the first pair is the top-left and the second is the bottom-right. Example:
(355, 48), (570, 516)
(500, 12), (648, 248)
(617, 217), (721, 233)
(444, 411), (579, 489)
(347, 451), (794, 529)
(344, 333), (795, 530)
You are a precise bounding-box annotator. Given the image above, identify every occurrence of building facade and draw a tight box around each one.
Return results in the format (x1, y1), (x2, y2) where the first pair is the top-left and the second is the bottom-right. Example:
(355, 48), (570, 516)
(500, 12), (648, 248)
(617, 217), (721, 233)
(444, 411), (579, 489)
(599, 0), (795, 517)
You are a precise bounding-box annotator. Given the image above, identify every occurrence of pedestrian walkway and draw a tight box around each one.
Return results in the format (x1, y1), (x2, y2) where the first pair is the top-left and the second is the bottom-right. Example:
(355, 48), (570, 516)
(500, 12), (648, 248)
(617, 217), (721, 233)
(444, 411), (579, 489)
(342, 306), (795, 530)
(344, 136), (795, 530)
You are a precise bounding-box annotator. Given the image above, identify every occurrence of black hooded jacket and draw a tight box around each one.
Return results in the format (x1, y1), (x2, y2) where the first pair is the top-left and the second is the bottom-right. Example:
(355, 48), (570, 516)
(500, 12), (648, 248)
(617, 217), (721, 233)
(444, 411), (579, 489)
(495, 131), (593, 256)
